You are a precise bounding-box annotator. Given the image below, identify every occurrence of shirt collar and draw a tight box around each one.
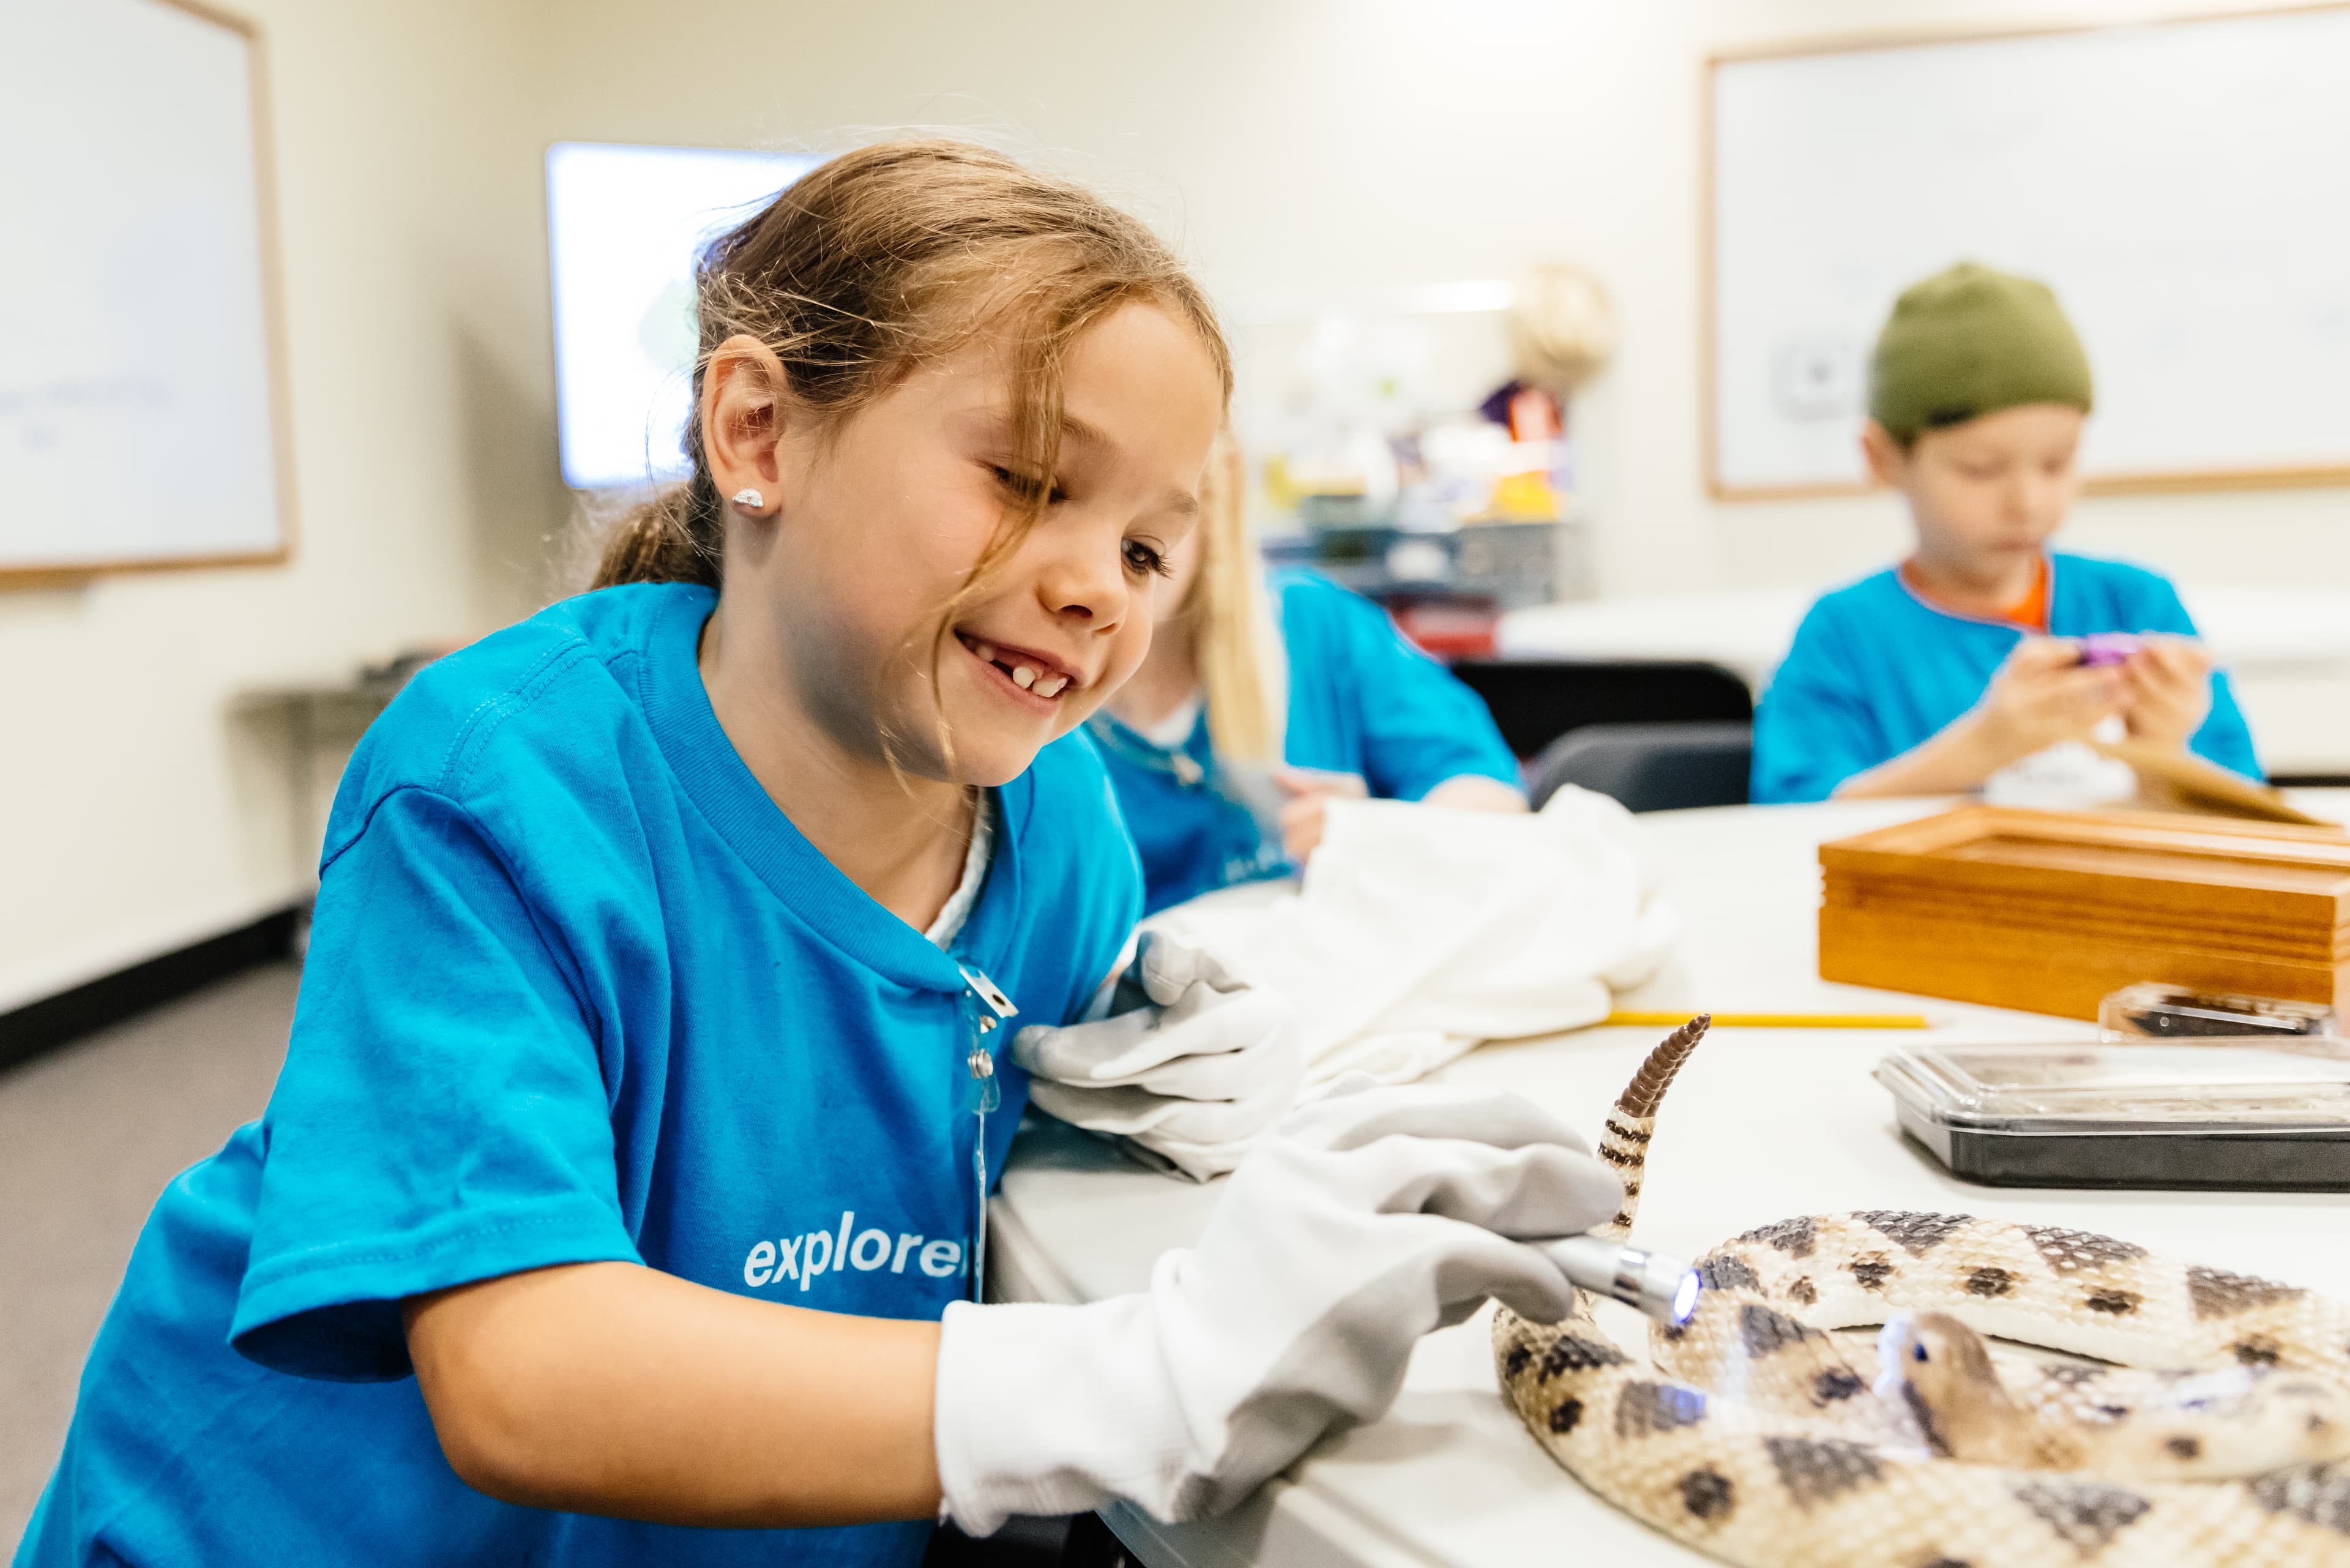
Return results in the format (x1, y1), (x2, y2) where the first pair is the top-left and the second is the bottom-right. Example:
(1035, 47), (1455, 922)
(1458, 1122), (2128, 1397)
(1892, 553), (2056, 632)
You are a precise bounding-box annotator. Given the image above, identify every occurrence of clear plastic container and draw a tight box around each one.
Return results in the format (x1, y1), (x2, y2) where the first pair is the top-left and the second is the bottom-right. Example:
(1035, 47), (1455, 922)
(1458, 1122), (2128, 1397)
(1876, 1042), (2350, 1190)
(2098, 982), (2338, 1043)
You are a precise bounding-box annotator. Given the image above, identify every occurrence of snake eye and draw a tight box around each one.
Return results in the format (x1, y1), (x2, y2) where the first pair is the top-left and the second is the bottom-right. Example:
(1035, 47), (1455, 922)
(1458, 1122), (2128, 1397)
(1912, 1344), (1930, 1362)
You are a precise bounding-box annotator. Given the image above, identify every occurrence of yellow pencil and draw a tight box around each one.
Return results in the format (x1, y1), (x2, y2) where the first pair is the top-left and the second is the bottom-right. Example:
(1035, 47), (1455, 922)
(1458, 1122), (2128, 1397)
(1602, 1010), (1929, 1030)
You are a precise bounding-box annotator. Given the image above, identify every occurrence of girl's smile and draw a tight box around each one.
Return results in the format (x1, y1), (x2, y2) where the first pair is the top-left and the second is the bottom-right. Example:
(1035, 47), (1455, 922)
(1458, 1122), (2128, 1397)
(955, 632), (1085, 704)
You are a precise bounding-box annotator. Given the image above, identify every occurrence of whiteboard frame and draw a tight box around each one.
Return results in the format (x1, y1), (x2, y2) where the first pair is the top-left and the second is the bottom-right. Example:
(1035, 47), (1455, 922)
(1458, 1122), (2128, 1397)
(1701, 3), (2350, 503)
(3, 0), (299, 588)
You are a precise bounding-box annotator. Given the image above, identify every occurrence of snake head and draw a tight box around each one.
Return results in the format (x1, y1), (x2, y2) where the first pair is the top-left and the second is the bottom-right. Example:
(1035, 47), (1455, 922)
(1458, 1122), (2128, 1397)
(1876, 1311), (2011, 1459)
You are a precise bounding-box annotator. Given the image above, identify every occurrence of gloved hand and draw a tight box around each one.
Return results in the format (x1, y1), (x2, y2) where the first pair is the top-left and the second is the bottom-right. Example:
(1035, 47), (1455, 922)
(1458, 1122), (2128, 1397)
(1012, 932), (1302, 1178)
(933, 1078), (1624, 1533)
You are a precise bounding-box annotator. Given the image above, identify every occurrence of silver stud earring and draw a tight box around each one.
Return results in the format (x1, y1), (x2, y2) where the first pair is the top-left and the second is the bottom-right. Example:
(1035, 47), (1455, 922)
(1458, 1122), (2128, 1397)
(730, 487), (766, 511)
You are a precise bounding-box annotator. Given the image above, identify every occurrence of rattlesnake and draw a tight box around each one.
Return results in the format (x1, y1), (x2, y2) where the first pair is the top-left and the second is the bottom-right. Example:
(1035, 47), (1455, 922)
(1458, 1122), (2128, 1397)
(1493, 1016), (2350, 1566)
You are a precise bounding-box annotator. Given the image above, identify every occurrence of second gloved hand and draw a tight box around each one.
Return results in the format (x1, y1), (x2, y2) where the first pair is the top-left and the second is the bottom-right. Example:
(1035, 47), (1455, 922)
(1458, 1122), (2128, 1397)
(933, 1078), (1626, 1532)
(1012, 932), (1302, 1175)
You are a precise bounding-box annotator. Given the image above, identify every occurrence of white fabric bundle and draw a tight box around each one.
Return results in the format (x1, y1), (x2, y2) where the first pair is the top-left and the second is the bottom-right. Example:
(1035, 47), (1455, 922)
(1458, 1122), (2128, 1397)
(1145, 782), (1678, 1104)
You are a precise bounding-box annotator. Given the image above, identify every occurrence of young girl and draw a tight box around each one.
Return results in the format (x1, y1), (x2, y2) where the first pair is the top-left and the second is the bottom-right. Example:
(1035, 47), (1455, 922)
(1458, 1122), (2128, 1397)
(1090, 436), (1529, 914)
(18, 141), (1617, 1567)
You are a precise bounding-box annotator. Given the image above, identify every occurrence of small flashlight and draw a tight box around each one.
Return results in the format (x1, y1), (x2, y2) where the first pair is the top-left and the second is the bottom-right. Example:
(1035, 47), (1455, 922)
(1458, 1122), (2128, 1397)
(1535, 1235), (1702, 1326)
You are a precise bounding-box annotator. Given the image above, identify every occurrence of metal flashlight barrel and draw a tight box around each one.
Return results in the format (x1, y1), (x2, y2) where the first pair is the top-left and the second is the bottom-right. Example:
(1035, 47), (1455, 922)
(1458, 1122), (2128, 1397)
(1534, 1234), (1701, 1325)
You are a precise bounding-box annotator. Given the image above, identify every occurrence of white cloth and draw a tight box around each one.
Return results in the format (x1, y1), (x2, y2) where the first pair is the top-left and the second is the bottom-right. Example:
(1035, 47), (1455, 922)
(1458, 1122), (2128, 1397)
(931, 1078), (1622, 1534)
(1142, 784), (1679, 1091)
(1011, 933), (1303, 1174)
(1983, 717), (2137, 810)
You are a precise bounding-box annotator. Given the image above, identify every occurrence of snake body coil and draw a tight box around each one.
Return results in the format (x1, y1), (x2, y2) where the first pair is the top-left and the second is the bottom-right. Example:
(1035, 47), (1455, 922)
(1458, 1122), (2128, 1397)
(1494, 1021), (2350, 1566)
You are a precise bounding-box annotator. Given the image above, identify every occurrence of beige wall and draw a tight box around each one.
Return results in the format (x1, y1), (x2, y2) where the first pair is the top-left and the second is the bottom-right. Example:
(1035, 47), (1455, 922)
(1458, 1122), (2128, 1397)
(532, 0), (2349, 600)
(7, 0), (2343, 1007)
(0, 0), (569, 1010)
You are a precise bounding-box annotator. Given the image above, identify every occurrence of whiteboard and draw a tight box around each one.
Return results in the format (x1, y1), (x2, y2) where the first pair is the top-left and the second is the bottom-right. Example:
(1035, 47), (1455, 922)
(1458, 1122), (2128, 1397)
(1707, 8), (2350, 498)
(0, 0), (291, 580)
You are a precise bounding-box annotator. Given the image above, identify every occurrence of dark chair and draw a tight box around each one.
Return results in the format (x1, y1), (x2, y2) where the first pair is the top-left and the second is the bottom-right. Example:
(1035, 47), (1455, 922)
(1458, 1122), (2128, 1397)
(1527, 722), (1753, 813)
(1446, 659), (1752, 761)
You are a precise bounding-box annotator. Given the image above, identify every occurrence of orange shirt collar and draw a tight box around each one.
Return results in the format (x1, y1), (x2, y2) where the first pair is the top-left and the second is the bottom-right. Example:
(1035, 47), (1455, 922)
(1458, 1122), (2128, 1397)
(1898, 554), (2050, 632)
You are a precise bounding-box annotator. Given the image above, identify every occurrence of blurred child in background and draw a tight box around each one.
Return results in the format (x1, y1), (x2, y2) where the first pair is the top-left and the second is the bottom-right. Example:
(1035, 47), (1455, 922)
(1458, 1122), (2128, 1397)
(1091, 436), (1526, 914)
(1751, 263), (2259, 804)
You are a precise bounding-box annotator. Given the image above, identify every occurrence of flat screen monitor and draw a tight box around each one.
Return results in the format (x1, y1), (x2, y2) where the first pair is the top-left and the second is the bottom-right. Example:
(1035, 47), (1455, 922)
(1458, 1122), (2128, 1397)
(546, 141), (816, 491)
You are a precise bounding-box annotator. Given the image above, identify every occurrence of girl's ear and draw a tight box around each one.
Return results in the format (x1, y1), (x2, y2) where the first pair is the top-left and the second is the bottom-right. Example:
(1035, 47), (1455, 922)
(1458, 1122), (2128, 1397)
(1859, 418), (1909, 490)
(701, 334), (791, 512)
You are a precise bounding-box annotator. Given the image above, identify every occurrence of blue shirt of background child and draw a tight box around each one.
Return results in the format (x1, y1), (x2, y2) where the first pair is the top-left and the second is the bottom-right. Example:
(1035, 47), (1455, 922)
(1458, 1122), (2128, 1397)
(1750, 552), (2261, 805)
(17, 582), (1139, 1568)
(1095, 567), (1521, 914)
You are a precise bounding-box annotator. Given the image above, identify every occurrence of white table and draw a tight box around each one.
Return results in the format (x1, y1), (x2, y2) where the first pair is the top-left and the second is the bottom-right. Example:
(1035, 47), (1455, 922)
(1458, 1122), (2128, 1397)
(988, 796), (2350, 1568)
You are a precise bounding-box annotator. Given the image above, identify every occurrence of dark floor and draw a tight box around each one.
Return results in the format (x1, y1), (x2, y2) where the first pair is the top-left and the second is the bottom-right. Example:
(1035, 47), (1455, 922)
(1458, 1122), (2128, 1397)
(0, 961), (299, 1547)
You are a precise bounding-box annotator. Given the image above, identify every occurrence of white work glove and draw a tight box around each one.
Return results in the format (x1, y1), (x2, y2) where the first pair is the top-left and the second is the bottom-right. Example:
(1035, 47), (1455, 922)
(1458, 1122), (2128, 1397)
(933, 1078), (1624, 1533)
(1012, 932), (1303, 1178)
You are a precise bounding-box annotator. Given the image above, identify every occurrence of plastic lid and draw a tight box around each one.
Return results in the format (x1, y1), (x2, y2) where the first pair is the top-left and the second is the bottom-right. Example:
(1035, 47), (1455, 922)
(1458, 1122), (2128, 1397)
(2099, 982), (2337, 1040)
(1876, 1043), (2350, 1137)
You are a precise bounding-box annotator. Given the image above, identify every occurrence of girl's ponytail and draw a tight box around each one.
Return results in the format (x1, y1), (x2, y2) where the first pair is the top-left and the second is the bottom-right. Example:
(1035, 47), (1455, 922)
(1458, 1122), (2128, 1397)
(592, 469), (722, 589)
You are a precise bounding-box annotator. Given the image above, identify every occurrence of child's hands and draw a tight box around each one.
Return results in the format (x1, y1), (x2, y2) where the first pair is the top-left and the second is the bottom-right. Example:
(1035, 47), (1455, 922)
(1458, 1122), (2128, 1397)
(1013, 933), (1302, 1177)
(1835, 634), (2187, 801)
(933, 1080), (1621, 1531)
(1969, 636), (2124, 769)
(1274, 767), (1369, 865)
(2117, 636), (2213, 750)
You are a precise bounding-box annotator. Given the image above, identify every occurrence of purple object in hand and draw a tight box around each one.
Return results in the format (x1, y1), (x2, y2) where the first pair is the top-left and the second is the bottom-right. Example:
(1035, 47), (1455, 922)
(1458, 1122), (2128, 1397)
(2078, 633), (2143, 667)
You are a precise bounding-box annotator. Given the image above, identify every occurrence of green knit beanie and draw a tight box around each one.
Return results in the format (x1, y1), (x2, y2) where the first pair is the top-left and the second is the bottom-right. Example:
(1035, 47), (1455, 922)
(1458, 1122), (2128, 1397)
(1868, 262), (2095, 441)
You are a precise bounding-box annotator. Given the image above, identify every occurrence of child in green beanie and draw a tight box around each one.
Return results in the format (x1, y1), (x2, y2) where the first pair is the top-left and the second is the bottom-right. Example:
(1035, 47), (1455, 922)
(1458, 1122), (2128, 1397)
(1751, 261), (2261, 803)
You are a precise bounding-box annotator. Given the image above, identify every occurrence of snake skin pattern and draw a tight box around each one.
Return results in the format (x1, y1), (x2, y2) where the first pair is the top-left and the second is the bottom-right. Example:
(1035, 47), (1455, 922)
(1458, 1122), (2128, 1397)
(1494, 1017), (2350, 1566)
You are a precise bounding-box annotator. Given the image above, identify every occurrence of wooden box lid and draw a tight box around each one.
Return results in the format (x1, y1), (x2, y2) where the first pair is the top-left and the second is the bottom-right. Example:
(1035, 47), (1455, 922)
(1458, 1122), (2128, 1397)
(1821, 806), (2350, 937)
(1818, 805), (2350, 1018)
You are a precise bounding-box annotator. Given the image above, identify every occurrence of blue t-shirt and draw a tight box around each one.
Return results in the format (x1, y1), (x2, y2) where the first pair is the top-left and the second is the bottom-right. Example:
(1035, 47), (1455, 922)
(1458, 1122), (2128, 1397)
(18, 583), (1139, 1568)
(1093, 568), (1521, 914)
(1750, 552), (2261, 804)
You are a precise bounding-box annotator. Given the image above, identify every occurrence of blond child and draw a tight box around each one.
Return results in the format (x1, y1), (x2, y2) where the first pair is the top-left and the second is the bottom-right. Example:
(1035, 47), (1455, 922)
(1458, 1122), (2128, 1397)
(1092, 436), (1527, 913)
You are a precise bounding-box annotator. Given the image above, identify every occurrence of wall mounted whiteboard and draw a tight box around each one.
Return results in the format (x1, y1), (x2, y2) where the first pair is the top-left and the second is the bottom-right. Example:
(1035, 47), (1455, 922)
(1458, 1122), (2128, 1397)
(1706, 7), (2350, 499)
(1, 0), (293, 583)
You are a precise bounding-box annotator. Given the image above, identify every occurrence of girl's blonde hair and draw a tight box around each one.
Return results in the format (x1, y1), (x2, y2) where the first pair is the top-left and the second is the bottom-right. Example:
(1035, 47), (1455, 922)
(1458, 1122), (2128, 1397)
(1184, 431), (1283, 763)
(594, 138), (1232, 633)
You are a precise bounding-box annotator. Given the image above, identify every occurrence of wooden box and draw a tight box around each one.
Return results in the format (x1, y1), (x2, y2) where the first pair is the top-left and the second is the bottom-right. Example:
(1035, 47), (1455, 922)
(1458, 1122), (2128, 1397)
(1818, 805), (2350, 1021)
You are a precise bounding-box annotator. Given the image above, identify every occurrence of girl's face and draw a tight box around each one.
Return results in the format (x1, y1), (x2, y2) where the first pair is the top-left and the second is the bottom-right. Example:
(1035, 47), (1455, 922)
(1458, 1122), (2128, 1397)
(1155, 520), (1206, 620)
(709, 301), (1225, 788)
(1141, 431), (1239, 651)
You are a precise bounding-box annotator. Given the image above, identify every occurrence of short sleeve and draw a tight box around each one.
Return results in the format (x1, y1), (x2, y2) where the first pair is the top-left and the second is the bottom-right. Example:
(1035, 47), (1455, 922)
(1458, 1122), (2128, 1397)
(2119, 574), (2264, 782)
(1324, 588), (1522, 800)
(1750, 605), (1887, 804)
(2189, 671), (2263, 781)
(229, 787), (640, 1382)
